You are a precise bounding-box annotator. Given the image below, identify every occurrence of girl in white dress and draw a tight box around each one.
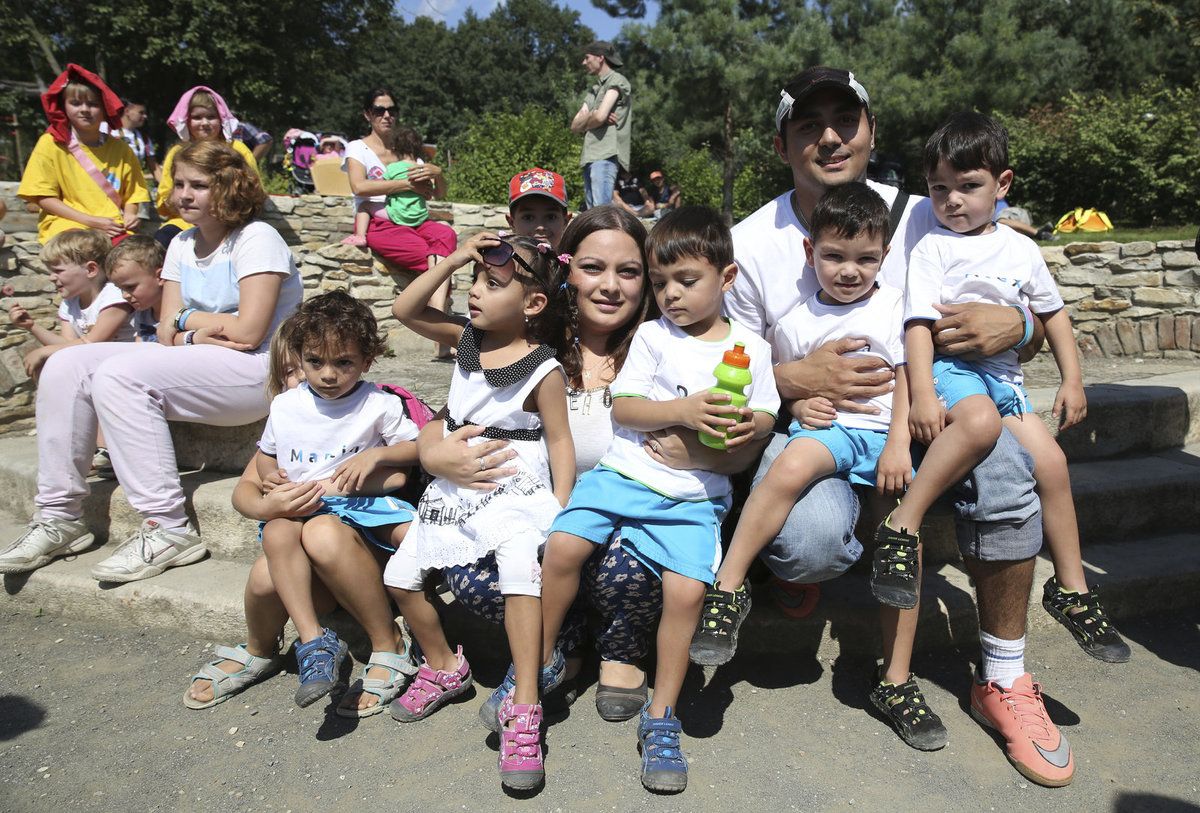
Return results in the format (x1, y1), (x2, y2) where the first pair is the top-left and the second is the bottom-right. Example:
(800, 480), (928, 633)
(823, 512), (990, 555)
(385, 232), (574, 790)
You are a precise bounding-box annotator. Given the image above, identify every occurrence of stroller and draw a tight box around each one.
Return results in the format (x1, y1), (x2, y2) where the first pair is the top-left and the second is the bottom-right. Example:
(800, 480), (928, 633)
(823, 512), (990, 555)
(282, 129), (319, 194)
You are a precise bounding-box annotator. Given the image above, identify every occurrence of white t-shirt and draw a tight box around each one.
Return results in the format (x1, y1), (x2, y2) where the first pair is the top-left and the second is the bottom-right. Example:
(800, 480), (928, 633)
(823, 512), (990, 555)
(162, 220), (303, 353)
(567, 387), (615, 477)
(258, 381), (419, 482)
(726, 180), (940, 341)
(905, 223), (1064, 383)
(342, 139), (388, 218)
(58, 283), (135, 341)
(773, 285), (905, 432)
(601, 317), (780, 501)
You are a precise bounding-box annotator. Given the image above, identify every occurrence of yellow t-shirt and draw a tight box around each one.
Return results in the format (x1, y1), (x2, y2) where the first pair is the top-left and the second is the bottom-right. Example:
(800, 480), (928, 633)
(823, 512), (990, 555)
(18, 132), (150, 243)
(157, 139), (260, 230)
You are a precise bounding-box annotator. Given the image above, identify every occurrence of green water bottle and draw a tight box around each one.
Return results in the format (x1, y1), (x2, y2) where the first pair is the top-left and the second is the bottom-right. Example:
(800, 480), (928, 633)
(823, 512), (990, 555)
(699, 342), (752, 450)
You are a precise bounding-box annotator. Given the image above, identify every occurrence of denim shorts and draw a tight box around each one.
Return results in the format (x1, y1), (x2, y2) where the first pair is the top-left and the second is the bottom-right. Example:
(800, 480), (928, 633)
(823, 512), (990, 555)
(787, 421), (898, 488)
(550, 465), (728, 585)
(933, 356), (1029, 417)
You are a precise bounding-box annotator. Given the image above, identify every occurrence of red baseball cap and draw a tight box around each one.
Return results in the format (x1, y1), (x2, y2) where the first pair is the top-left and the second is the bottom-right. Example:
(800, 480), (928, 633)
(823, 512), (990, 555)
(509, 167), (568, 209)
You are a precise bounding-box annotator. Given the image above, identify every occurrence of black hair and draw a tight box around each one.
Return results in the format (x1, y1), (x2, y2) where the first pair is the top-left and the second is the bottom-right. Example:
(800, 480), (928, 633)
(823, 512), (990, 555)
(555, 205), (652, 389)
(644, 205), (733, 271)
(809, 182), (890, 246)
(923, 111), (1009, 178)
(360, 87), (397, 112)
(287, 289), (385, 361)
(488, 235), (569, 348)
(386, 126), (424, 160)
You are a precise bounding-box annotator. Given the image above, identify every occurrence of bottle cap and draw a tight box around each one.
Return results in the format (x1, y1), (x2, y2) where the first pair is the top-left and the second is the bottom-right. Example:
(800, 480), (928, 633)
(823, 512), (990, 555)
(722, 342), (750, 368)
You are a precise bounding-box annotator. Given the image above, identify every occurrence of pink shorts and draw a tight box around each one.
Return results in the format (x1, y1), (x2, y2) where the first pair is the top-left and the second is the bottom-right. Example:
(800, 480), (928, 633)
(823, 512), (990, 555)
(366, 217), (457, 272)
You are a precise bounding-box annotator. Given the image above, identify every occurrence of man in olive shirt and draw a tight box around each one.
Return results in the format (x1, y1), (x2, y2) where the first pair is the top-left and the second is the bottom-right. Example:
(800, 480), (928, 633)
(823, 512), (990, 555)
(571, 41), (632, 210)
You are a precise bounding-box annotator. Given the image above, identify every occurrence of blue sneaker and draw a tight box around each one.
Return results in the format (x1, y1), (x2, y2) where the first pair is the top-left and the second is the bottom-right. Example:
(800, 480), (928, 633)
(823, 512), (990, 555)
(293, 627), (348, 708)
(638, 704), (687, 793)
(479, 648), (566, 733)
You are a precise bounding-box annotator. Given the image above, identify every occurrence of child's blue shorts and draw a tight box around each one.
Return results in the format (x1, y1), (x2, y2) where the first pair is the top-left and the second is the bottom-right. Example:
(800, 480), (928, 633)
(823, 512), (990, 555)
(932, 356), (1029, 417)
(549, 465), (728, 585)
(787, 421), (892, 487)
(258, 495), (416, 553)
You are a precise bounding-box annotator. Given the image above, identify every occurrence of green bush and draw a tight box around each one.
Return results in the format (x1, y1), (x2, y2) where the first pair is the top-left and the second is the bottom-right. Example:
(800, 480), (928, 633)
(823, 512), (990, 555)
(259, 168), (293, 197)
(1000, 83), (1200, 227)
(444, 107), (582, 204)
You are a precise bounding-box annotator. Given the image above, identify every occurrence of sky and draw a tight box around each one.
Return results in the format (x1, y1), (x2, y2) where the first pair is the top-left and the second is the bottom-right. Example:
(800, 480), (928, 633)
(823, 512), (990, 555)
(393, 0), (660, 39)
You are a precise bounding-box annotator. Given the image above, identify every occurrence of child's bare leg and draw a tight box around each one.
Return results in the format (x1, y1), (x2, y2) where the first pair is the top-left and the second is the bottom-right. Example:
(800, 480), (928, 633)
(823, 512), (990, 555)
(649, 571), (706, 716)
(354, 208), (370, 238)
(505, 595), (542, 706)
(389, 584), (457, 672)
(187, 554), (335, 704)
(96, 427), (106, 449)
(540, 531), (595, 665)
(301, 516), (404, 710)
(261, 518), (323, 642)
(716, 439), (835, 589)
(879, 544), (924, 684)
(1003, 416), (1086, 592)
(890, 395), (1001, 532)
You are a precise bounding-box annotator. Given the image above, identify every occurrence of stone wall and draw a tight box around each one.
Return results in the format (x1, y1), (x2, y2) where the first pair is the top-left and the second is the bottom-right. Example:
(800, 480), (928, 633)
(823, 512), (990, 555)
(1047, 240), (1200, 359)
(1, 188), (1196, 431)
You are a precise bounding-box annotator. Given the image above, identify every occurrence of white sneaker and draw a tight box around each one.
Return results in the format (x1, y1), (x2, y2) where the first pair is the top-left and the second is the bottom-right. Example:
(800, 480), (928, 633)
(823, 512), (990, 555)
(0, 518), (94, 574)
(90, 519), (206, 583)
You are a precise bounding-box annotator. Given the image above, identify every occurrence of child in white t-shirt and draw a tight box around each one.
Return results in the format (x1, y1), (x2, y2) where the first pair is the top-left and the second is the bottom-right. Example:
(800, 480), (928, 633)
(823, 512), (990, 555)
(7, 229), (134, 379)
(541, 206), (779, 793)
(256, 290), (420, 710)
(898, 113), (1127, 668)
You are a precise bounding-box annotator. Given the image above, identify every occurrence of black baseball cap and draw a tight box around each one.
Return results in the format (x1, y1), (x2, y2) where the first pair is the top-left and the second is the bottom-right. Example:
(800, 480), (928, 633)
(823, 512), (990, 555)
(775, 67), (871, 133)
(584, 40), (624, 69)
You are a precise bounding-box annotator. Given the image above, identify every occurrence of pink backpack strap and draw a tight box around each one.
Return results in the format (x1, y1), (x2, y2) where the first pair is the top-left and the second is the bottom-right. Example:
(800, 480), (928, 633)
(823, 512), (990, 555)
(67, 131), (124, 211)
(378, 383), (436, 428)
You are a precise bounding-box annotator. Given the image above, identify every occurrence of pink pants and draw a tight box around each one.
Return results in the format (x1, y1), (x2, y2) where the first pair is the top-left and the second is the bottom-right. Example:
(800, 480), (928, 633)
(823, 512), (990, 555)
(366, 216), (457, 272)
(34, 342), (270, 528)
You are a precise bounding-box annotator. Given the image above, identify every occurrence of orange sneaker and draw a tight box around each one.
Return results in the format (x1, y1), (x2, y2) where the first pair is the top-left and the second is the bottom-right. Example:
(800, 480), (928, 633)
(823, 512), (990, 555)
(970, 673), (1074, 787)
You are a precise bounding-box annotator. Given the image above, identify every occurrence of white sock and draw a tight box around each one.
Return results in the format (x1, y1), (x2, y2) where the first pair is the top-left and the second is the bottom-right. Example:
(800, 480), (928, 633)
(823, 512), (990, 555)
(979, 631), (1026, 689)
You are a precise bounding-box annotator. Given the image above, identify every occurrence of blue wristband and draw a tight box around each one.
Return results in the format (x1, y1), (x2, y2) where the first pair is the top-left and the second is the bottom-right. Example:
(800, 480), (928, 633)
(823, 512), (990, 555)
(176, 308), (197, 331)
(1012, 304), (1035, 350)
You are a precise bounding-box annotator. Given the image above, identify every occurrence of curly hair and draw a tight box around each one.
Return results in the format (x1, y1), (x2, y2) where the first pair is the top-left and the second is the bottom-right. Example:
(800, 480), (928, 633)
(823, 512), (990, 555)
(387, 126), (424, 160)
(286, 289), (385, 362)
(173, 140), (267, 228)
(554, 205), (652, 389)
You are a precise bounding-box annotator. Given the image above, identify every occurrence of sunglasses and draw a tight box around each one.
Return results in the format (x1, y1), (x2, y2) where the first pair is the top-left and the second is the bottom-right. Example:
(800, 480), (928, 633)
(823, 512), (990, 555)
(369, 105), (398, 117)
(480, 240), (551, 288)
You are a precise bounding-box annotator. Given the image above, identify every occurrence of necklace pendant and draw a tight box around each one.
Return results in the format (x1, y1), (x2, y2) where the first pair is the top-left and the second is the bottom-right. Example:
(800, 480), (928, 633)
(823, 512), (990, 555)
(603, 386), (612, 408)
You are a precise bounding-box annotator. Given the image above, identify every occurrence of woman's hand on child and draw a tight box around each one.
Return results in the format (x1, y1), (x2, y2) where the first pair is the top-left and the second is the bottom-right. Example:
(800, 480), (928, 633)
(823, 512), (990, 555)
(1053, 380), (1088, 430)
(7, 304), (33, 330)
(675, 390), (737, 439)
(908, 395), (946, 445)
(876, 443), (912, 497)
(793, 397), (836, 430)
(420, 422), (517, 490)
(192, 325), (255, 351)
(260, 479), (325, 519)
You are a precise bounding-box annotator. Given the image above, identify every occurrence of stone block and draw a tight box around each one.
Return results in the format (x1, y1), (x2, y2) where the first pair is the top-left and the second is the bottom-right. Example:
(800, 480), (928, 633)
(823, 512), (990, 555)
(1076, 333), (1102, 359)
(0, 361), (15, 394)
(304, 253), (341, 269)
(1103, 272), (1160, 288)
(482, 213), (509, 228)
(1064, 242), (1118, 257)
(1116, 320), (1141, 354)
(1158, 241), (1182, 250)
(317, 243), (371, 262)
(3, 274), (53, 295)
(453, 212), (484, 228)
(1163, 349), (1197, 360)
(265, 196), (297, 214)
(1067, 252), (1110, 266)
(1040, 246), (1067, 267)
(1162, 251), (1198, 269)
(1108, 256), (1163, 273)
(1164, 269), (1198, 287)
(318, 278), (351, 293)
(1133, 287), (1190, 308)
(1174, 317), (1191, 352)
(340, 261), (373, 276)
(1057, 285), (1093, 303)
(1138, 319), (1158, 353)
(1158, 314), (1175, 349)
(1071, 312), (1109, 324)
(1094, 323), (1121, 356)
(353, 285), (396, 301)
(324, 270), (348, 282)
(1054, 267), (1109, 286)
(1193, 317), (1200, 352)
(1119, 241), (1155, 257)
(1077, 297), (1130, 313)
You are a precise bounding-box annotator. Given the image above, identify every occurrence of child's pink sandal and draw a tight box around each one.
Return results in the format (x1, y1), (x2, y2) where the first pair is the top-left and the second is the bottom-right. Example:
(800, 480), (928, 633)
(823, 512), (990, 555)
(497, 695), (545, 790)
(389, 646), (472, 722)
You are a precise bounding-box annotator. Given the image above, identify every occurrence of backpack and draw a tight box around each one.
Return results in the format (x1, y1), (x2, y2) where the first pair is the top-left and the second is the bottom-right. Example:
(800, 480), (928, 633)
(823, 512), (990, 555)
(378, 383), (436, 428)
(1054, 208), (1113, 234)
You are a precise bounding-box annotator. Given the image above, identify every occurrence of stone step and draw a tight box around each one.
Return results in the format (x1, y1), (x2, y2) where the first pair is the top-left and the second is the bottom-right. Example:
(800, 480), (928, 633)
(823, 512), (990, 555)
(1, 435), (1197, 566)
(2, 503), (1195, 661)
(1026, 371), (1200, 462)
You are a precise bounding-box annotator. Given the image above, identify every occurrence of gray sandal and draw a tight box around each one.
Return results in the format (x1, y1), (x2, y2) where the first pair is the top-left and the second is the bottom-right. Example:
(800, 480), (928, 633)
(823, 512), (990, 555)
(595, 669), (648, 722)
(336, 649), (419, 718)
(183, 644), (282, 710)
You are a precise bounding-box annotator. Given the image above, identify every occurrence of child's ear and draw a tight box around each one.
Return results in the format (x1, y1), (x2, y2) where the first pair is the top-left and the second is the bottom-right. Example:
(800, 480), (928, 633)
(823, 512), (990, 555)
(523, 290), (548, 318)
(803, 237), (815, 268)
(995, 169), (1014, 201)
(154, 266), (164, 284)
(719, 262), (739, 294)
(505, 213), (515, 229)
(85, 260), (103, 279)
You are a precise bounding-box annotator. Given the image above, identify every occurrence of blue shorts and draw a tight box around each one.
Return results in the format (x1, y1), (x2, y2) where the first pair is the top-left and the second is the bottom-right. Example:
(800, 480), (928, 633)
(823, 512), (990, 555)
(932, 357), (1029, 417)
(549, 465), (728, 585)
(258, 495), (415, 553)
(787, 421), (892, 487)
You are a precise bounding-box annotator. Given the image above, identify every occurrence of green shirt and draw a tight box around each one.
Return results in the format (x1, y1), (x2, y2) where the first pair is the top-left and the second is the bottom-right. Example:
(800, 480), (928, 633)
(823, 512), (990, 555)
(382, 160), (428, 227)
(579, 70), (631, 170)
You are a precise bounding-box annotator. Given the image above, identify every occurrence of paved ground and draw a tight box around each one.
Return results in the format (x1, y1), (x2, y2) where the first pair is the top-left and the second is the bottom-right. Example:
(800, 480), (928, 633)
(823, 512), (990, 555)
(1, 605), (1197, 812)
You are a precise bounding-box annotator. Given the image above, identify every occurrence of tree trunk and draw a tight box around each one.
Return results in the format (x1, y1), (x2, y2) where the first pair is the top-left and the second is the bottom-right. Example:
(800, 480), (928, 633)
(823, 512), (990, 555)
(25, 16), (61, 79)
(721, 99), (735, 226)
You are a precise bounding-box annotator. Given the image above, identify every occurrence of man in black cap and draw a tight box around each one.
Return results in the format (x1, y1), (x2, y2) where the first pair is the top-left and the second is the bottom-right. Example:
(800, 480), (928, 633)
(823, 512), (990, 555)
(571, 40), (631, 210)
(707, 66), (1074, 787)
